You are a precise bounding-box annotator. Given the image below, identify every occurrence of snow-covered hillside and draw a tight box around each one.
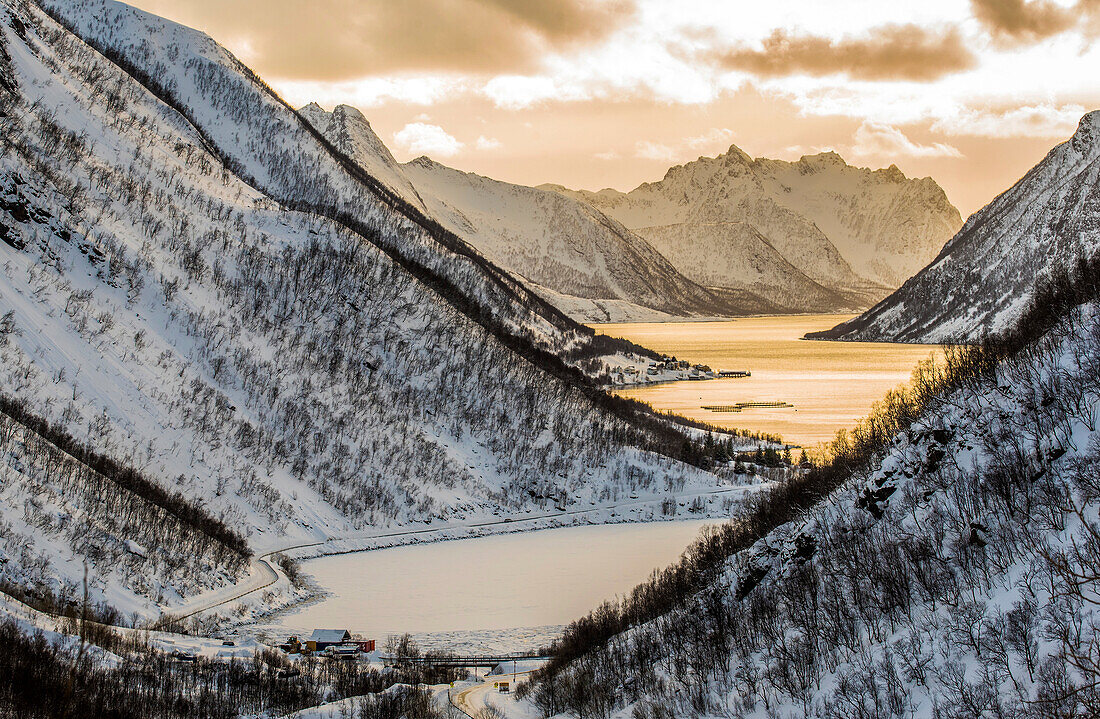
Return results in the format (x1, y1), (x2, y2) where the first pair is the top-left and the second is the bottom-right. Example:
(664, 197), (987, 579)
(0, 0), (734, 619)
(40, 0), (592, 353)
(813, 111), (1100, 344)
(298, 102), (429, 215)
(547, 145), (961, 296)
(531, 298), (1100, 718)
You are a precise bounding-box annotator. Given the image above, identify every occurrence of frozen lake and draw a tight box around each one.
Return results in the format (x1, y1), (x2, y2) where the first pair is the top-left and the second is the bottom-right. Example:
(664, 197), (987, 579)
(270, 520), (715, 652)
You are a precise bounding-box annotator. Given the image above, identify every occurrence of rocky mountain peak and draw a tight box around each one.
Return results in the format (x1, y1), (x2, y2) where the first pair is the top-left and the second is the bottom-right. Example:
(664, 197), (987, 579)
(333, 103), (369, 124)
(798, 150), (848, 170)
(877, 164), (908, 183)
(721, 144), (753, 165)
(1071, 110), (1100, 156)
(813, 110), (1100, 344)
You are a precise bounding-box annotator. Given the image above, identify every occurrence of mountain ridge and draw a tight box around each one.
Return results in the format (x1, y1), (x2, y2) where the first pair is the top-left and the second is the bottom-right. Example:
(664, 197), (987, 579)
(811, 110), (1100, 343)
(546, 144), (962, 293)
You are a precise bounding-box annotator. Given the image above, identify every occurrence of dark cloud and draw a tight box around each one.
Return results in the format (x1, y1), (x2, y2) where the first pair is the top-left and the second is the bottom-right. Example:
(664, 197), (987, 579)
(970, 0), (1077, 44)
(131, 0), (635, 79)
(711, 25), (976, 82)
(971, 0), (1100, 44)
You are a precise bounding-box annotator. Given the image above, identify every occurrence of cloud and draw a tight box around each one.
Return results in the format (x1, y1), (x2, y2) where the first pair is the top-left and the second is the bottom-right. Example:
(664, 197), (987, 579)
(634, 141), (677, 161)
(482, 76), (571, 109)
(594, 151), (619, 160)
(393, 123), (465, 157)
(130, 0), (636, 80)
(970, 0), (1078, 44)
(931, 103), (1088, 137)
(274, 76), (463, 109)
(851, 121), (964, 158)
(685, 128), (736, 149)
(712, 24), (977, 82)
(631, 130), (742, 163)
(476, 135), (503, 151)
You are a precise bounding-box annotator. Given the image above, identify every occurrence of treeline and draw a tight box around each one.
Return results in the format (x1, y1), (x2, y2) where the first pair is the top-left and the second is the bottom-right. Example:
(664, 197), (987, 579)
(988, 253), (1100, 353)
(0, 617), (456, 719)
(0, 391), (250, 558)
(0, 577), (127, 629)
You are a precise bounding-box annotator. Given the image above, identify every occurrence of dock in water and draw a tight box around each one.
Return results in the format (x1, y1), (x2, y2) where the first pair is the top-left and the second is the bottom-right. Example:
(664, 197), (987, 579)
(702, 401), (794, 412)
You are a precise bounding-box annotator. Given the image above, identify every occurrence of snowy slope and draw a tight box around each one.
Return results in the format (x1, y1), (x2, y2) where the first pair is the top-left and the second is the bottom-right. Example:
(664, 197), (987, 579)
(298, 102), (428, 214)
(41, 0), (596, 354)
(0, 0), (731, 619)
(547, 146), (960, 296)
(536, 301), (1100, 718)
(813, 111), (1100, 344)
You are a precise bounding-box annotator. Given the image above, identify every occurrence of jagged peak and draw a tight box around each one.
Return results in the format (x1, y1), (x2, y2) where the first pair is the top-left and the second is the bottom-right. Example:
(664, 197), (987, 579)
(875, 164), (907, 182)
(1071, 110), (1100, 156)
(720, 144), (753, 165)
(798, 150), (848, 168)
(408, 155), (441, 168)
(299, 101), (325, 115)
(333, 103), (368, 124)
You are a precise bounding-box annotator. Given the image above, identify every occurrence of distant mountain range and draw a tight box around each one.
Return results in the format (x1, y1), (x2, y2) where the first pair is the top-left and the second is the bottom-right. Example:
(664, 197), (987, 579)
(549, 147), (961, 292)
(300, 105), (963, 321)
(812, 111), (1100, 343)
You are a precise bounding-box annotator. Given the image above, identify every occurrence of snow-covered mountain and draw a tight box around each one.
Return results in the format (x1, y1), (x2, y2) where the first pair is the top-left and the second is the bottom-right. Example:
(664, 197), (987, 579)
(547, 146), (962, 297)
(299, 104), (779, 321)
(0, 0), (736, 620)
(814, 111), (1100, 343)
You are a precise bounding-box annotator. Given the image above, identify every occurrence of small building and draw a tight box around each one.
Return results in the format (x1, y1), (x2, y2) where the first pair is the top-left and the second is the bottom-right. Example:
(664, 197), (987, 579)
(306, 629), (352, 652)
(358, 639), (376, 653)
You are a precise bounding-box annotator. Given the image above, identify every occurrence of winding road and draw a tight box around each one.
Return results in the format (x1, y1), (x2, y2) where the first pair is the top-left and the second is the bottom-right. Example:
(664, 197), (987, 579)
(451, 668), (541, 719)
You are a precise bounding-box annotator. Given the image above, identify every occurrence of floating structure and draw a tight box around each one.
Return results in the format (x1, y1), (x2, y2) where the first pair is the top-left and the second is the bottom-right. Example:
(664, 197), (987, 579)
(702, 401), (793, 412)
(718, 370), (751, 378)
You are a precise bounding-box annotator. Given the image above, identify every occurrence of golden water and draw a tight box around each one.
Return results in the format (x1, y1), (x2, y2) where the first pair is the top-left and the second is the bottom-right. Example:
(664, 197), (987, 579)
(595, 315), (941, 447)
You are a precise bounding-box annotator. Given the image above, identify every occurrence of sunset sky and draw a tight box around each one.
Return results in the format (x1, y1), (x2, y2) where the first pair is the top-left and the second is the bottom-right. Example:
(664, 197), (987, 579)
(125, 0), (1100, 216)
